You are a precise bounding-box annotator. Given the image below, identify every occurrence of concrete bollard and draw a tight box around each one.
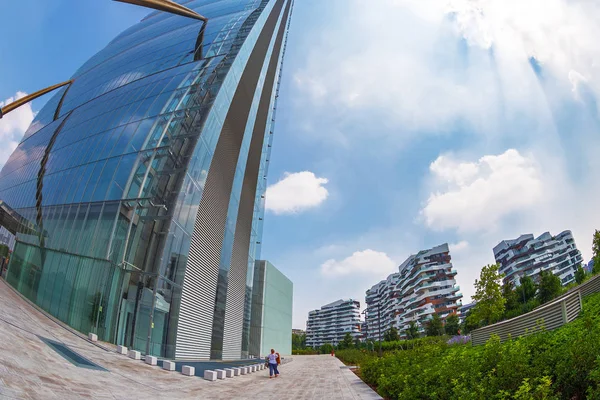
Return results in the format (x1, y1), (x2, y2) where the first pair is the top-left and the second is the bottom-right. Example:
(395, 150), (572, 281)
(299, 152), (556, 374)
(203, 370), (217, 381)
(240, 367), (248, 375)
(128, 350), (141, 360)
(233, 367), (241, 376)
(162, 360), (176, 371)
(215, 369), (226, 379)
(116, 345), (128, 355)
(182, 365), (195, 376)
(145, 356), (157, 366)
(88, 333), (98, 342)
(225, 368), (235, 378)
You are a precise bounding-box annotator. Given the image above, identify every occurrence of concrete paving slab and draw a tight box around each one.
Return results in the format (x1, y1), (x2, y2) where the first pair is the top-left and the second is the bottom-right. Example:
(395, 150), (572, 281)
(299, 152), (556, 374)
(0, 279), (381, 399)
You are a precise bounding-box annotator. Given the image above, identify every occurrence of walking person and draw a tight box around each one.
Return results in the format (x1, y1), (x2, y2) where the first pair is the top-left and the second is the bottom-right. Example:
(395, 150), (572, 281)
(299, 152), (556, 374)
(267, 349), (280, 378)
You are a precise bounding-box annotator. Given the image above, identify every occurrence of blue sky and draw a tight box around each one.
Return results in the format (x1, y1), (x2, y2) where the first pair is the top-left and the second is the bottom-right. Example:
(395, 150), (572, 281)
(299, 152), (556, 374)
(1, 0), (600, 330)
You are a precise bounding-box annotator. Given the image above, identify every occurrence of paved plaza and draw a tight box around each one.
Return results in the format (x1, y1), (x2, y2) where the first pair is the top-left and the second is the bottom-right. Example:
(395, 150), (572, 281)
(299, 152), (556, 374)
(0, 279), (380, 399)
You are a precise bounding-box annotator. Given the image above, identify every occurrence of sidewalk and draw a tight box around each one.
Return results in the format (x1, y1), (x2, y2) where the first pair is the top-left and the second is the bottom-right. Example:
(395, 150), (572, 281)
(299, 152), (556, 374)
(0, 279), (380, 399)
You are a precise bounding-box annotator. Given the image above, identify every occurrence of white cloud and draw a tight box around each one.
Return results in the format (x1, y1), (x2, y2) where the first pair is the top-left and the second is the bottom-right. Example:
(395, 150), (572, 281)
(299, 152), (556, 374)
(275, 0), (600, 322)
(321, 249), (396, 277)
(293, 0), (600, 141)
(449, 240), (470, 253)
(422, 149), (544, 233)
(0, 92), (34, 169)
(265, 171), (329, 214)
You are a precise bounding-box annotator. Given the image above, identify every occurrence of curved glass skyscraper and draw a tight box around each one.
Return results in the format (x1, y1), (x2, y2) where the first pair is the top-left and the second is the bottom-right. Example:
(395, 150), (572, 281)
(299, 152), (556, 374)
(0, 0), (293, 360)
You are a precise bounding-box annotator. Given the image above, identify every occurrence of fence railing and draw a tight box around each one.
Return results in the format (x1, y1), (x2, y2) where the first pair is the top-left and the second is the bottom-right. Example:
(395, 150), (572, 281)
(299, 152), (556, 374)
(471, 274), (600, 346)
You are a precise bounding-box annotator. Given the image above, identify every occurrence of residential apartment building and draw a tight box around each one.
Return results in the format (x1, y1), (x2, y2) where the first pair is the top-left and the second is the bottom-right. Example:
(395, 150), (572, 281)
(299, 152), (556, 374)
(305, 299), (361, 348)
(365, 244), (462, 340)
(459, 301), (476, 324)
(1, 0), (293, 360)
(493, 230), (583, 287)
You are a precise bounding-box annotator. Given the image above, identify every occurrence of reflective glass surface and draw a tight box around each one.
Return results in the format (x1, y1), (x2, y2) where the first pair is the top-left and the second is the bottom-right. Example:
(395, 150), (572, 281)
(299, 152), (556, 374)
(0, 0), (291, 359)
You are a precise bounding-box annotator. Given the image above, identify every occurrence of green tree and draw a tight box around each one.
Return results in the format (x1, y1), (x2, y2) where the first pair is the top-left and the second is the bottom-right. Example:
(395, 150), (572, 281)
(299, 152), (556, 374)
(338, 332), (353, 350)
(575, 265), (587, 285)
(425, 313), (444, 337)
(444, 313), (460, 336)
(405, 321), (419, 340)
(0, 244), (8, 258)
(593, 230), (600, 275)
(471, 263), (506, 326)
(463, 310), (480, 334)
(292, 332), (306, 350)
(319, 343), (334, 354)
(502, 281), (520, 315)
(537, 270), (562, 304)
(517, 275), (537, 304)
(383, 326), (400, 342)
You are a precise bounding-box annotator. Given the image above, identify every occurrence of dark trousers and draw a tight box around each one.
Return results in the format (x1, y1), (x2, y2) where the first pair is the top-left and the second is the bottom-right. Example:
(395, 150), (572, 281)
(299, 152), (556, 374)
(269, 363), (279, 376)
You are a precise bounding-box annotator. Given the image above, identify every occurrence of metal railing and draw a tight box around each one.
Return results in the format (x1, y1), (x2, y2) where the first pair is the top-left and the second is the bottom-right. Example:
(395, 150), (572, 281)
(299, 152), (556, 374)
(471, 274), (600, 346)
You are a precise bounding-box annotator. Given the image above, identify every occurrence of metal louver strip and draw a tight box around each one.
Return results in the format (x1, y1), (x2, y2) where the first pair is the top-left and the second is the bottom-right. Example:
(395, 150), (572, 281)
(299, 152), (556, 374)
(222, 0), (291, 360)
(175, 0), (285, 360)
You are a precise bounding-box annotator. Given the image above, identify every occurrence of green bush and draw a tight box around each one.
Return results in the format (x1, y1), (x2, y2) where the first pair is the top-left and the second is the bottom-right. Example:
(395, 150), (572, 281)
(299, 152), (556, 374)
(0, 244), (8, 258)
(335, 348), (375, 366)
(319, 343), (334, 354)
(292, 348), (318, 355)
(354, 291), (600, 399)
(376, 336), (448, 352)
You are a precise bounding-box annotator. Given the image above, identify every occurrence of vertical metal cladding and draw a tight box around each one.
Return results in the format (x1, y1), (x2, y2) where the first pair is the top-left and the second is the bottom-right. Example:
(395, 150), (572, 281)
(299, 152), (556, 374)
(176, 0), (285, 360)
(221, 0), (291, 360)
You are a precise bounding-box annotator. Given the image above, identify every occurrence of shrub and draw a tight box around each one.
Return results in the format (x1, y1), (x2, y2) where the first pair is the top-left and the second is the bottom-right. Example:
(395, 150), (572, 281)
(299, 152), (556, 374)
(357, 291), (600, 399)
(319, 343), (334, 354)
(335, 348), (374, 366)
(292, 348), (318, 355)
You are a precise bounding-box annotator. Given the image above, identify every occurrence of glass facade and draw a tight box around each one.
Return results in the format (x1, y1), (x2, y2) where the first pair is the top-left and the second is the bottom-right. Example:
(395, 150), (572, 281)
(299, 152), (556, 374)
(0, 0), (293, 360)
(249, 260), (293, 356)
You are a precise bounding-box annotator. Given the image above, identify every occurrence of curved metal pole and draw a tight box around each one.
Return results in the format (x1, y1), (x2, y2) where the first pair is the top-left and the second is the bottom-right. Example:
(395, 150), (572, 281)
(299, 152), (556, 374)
(0, 80), (72, 119)
(114, 0), (207, 22)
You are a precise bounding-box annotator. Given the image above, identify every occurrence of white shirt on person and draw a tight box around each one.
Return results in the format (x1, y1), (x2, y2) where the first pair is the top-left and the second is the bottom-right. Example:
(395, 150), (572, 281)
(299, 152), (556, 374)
(268, 353), (278, 364)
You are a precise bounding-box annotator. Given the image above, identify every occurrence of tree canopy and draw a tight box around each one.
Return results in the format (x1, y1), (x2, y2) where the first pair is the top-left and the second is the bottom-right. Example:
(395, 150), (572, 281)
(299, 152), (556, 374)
(292, 332), (306, 350)
(425, 313), (444, 337)
(593, 230), (600, 275)
(502, 281), (520, 313)
(517, 275), (537, 304)
(444, 313), (460, 336)
(338, 332), (354, 350)
(537, 270), (562, 304)
(405, 321), (419, 340)
(383, 326), (400, 342)
(471, 263), (506, 325)
(320, 343), (334, 354)
(575, 265), (587, 285)
(0, 244), (9, 258)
